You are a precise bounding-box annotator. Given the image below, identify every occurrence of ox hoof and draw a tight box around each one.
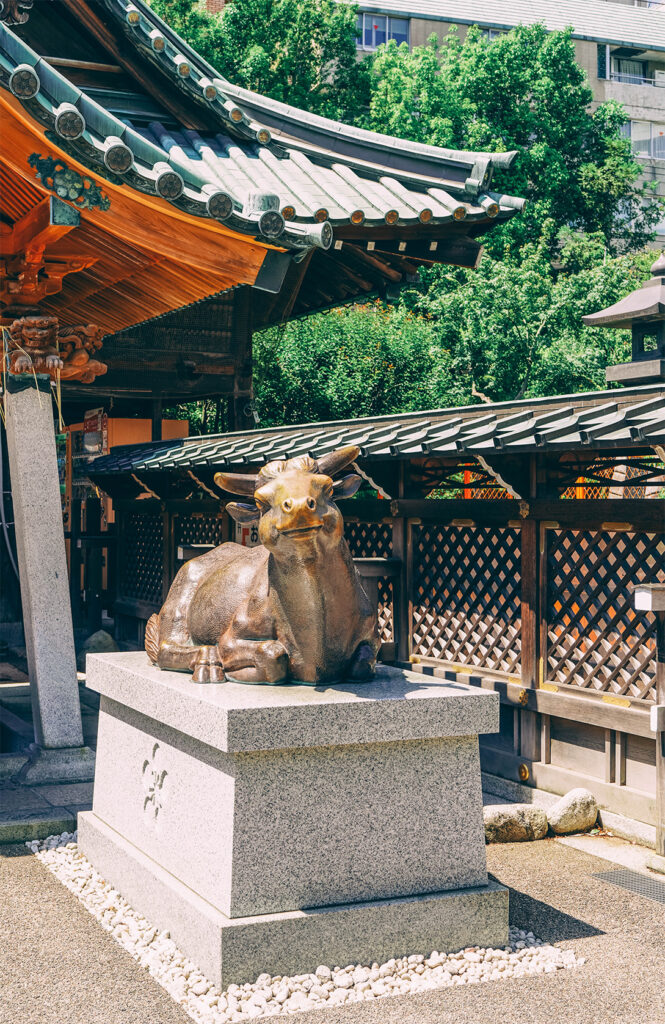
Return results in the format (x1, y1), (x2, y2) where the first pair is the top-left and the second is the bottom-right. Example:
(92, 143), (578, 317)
(258, 640), (288, 683)
(191, 646), (225, 684)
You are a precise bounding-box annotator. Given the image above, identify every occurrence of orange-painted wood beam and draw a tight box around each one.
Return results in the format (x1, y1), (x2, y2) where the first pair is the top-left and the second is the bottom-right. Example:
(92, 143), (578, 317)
(0, 196), (79, 258)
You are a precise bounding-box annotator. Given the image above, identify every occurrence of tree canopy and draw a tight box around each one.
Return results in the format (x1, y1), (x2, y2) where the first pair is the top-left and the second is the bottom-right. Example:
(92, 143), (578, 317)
(365, 25), (660, 254)
(148, 4), (662, 429)
(253, 302), (463, 426)
(253, 234), (650, 423)
(149, 0), (369, 120)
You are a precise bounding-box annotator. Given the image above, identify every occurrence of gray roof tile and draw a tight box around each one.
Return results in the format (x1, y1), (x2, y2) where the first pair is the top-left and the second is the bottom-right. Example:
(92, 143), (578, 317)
(1, 0), (526, 251)
(87, 386), (665, 476)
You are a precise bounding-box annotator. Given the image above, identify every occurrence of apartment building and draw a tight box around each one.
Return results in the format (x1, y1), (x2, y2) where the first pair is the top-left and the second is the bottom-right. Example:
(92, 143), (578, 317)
(355, 0), (665, 238)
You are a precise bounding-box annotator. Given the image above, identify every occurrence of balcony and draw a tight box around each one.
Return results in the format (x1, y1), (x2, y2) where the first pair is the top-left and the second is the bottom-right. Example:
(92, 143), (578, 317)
(610, 72), (665, 87)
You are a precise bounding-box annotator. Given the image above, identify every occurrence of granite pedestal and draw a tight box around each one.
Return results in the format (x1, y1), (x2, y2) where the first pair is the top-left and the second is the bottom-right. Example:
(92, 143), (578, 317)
(80, 652), (507, 987)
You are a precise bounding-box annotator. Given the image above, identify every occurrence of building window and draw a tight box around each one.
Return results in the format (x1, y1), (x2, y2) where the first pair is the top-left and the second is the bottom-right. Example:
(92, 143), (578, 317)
(356, 13), (409, 50)
(624, 120), (665, 159)
(480, 27), (507, 42)
(611, 57), (647, 85)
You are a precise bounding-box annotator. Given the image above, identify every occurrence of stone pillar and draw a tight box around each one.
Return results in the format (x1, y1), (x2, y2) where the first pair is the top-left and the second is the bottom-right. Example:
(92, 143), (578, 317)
(4, 373), (84, 750)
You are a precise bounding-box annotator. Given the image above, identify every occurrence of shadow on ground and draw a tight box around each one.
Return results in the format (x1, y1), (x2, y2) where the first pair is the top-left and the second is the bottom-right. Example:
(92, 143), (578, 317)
(489, 873), (604, 942)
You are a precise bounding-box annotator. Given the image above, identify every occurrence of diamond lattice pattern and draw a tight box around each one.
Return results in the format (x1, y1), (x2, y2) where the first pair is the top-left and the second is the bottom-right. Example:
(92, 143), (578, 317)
(175, 513), (226, 548)
(118, 512), (163, 605)
(345, 522), (393, 558)
(547, 530), (664, 701)
(346, 521), (394, 642)
(411, 525), (522, 673)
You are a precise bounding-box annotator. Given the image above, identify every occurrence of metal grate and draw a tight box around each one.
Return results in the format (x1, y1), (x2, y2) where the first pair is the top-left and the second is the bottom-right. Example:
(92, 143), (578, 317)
(592, 868), (665, 904)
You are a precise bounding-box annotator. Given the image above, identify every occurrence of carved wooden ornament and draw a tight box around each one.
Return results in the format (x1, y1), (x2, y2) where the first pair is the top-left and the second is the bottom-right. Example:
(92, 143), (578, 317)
(7, 315), (107, 383)
(0, 0), (33, 26)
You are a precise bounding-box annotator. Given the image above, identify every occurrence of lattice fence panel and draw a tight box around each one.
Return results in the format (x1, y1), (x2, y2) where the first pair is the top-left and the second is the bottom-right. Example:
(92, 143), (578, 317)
(175, 513), (226, 548)
(117, 511), (163, 605)
(546, 530), (665, 701)
(377, 577), (394, 643)
(345, 521), (393, 558)
(346, 521), (394, 642)
(411, 525), (522, 672)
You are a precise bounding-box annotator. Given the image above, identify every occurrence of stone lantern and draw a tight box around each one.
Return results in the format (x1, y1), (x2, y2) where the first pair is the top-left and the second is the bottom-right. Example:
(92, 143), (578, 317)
(582, 252), (665, 385)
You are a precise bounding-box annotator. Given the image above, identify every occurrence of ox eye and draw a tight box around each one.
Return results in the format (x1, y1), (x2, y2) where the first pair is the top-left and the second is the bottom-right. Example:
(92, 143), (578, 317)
(254, 499), (268, 513)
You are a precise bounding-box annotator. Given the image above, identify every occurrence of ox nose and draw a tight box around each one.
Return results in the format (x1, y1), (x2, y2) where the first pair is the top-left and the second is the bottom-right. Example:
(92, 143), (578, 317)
(281, 497), (316, 513)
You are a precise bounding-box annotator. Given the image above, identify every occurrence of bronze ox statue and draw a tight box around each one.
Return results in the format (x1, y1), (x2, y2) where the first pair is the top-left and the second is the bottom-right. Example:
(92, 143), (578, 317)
(145, 445), (379, 685)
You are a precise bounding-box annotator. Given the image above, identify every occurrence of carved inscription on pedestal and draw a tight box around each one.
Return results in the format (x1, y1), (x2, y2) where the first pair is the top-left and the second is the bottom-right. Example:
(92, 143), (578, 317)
(141, 742), (167, 822)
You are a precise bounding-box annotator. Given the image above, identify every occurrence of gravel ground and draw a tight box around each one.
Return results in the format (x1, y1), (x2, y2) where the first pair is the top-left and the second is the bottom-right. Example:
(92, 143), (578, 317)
(2, 836), (664, 1024)
(26, 832), (582, 1022)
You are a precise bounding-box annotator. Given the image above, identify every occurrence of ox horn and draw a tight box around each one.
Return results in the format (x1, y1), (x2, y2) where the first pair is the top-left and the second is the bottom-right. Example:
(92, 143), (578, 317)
(214, 471), (257, 496)
(316, 445), (361, 477)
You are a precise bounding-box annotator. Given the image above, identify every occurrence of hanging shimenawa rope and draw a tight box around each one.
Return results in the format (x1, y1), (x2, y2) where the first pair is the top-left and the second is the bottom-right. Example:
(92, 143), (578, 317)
(54, 333), (64, 432)
(0, 330), (18, 578)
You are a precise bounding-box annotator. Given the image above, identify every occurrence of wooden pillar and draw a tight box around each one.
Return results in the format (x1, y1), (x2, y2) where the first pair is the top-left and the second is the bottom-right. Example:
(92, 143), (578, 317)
(392, 463), (409, 663)
(69, 496), (83, 628)
(520, 518), (538, 687)
(633, 585), (665, 857)
(151, 399), (163, 441)
(84, 497), (103, 634)
(392, 516), (409, 663)
(655, 612), (665, 856)
(519, 513), (540, 762)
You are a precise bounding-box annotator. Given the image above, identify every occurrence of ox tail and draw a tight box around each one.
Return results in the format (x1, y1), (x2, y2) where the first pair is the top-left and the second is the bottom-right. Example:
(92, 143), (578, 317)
(145, 613), (160, 664)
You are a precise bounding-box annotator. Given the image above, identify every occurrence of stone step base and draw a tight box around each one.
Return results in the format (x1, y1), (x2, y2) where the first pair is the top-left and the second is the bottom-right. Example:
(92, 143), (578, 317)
(78, 811), (508, 989)
(0, 809), (77, 843)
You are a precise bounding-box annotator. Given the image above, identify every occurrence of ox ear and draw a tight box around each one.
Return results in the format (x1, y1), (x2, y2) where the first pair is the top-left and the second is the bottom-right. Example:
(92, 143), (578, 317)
(317, 445), (360, 478)
(225, 501), (260, 523)
(333, 473), (362, 499)
(214, 471), (257, 497)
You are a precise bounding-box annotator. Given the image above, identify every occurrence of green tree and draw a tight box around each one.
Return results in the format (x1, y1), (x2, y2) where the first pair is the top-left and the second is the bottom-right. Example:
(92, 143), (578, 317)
(148, 0), (369, 121)
(400, 231), (652, 403)
(252, 235), (653, 420)
(366, 25), (660, 254)
(146, 0), (225, 66)
(253, 301), (466, 425)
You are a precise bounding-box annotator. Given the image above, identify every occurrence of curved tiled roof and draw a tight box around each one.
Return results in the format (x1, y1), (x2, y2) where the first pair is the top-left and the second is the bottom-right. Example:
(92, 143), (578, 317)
(0, 0), (525, 253)
(87, 386), (665, 477)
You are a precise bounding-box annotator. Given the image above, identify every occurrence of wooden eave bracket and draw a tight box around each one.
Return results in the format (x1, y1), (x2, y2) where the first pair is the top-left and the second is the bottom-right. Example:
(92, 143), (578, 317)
(0, 195), (79, 258)
(0, 196), (99, 307)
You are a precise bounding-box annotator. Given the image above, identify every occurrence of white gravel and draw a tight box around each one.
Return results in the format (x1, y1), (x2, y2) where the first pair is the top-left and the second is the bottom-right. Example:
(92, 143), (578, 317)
(28, 832), (585, 1022)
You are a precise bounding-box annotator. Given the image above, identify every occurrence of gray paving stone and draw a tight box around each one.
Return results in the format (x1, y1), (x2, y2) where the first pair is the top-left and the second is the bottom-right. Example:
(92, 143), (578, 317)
(33, 782), (94, 807)
(0, 787), (52, 812)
